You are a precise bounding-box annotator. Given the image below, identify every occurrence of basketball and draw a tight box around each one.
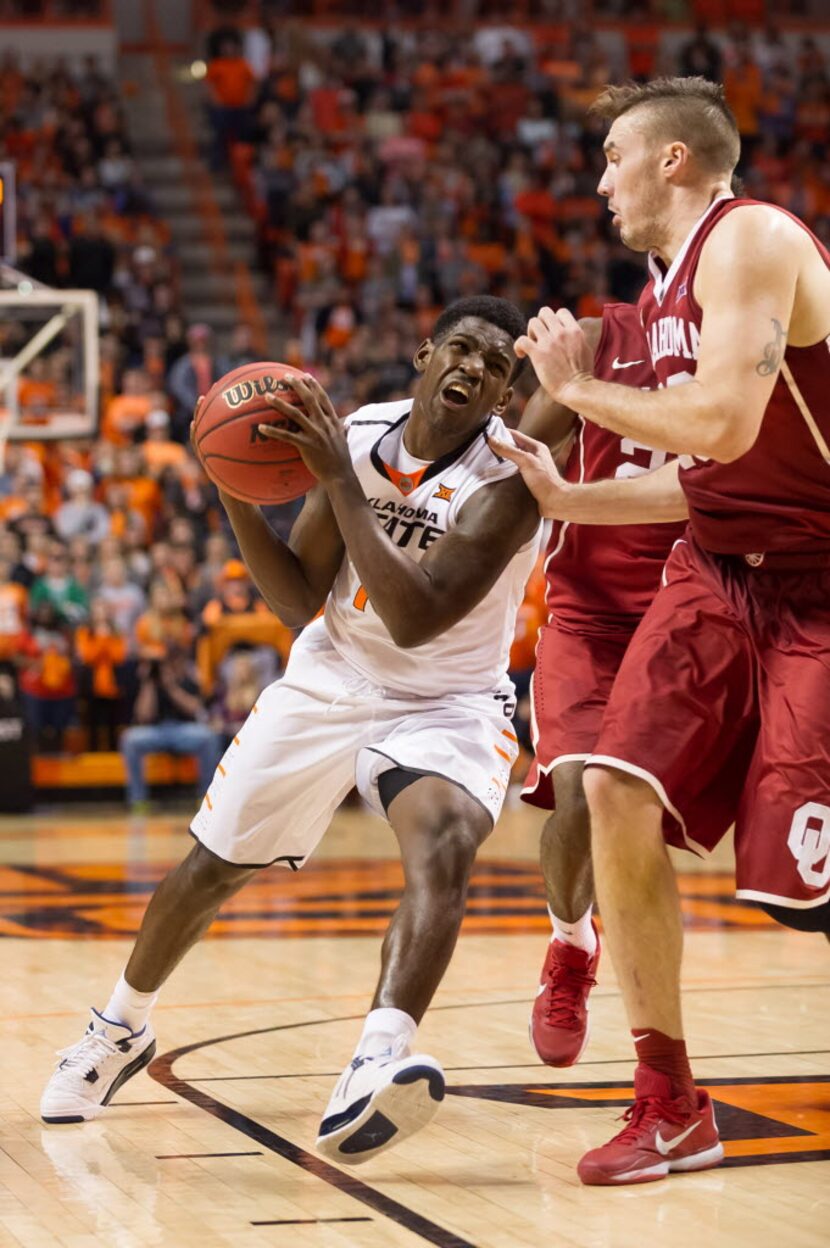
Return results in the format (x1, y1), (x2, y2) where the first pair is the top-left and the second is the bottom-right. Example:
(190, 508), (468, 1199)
(193, 362), (317, 505)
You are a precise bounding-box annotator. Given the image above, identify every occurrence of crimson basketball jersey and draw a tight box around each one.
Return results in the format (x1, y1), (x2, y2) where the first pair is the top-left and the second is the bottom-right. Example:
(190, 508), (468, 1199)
(545, 303), (686, 635)
(639, 196), (830, 555)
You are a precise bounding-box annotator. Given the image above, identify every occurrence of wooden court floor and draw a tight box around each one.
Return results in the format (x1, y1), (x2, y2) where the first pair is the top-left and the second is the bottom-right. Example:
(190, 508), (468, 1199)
(1, 801), (828, 1248)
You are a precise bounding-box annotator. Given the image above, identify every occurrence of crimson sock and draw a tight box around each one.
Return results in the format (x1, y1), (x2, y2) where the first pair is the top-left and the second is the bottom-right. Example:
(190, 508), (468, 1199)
(632, 1028), (696, 1103)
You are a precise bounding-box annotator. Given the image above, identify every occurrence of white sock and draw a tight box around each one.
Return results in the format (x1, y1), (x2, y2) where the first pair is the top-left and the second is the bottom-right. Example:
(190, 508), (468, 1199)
(102, 972), (158, 1033)
(354, 1007), (417, 1059)
(549, 904), (597, 955)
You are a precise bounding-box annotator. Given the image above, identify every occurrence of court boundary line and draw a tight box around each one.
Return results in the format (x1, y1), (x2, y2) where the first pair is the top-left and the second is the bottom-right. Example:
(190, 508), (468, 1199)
(150, 1011), (478, 1248)
(184, 1048), (830, 1082)
(150, 1006), (830, 1243)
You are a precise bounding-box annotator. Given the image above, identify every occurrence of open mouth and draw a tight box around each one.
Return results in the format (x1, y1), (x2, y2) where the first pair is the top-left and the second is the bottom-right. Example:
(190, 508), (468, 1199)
(441, 380), (474, 409)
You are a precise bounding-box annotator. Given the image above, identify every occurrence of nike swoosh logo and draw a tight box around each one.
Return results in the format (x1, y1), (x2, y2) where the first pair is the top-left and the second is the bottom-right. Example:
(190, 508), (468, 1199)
(612, 357), (646, 369)
(655, 1119), (701, 1156)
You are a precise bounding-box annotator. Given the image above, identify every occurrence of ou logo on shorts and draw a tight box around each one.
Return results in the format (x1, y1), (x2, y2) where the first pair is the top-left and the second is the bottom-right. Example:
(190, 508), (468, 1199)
(787, 802), (830, 889)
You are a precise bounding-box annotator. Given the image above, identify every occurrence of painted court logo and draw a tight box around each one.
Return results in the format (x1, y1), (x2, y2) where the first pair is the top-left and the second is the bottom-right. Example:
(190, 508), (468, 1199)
(448, 1076), (830, 1168)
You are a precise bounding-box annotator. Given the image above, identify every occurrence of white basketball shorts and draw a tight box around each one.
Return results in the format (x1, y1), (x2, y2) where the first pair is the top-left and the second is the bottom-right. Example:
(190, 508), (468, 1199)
(190, 619), (519, 869)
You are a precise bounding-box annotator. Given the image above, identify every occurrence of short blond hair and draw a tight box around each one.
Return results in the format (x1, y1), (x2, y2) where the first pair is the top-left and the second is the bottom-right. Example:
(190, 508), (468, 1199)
(591, 77), (740, 175)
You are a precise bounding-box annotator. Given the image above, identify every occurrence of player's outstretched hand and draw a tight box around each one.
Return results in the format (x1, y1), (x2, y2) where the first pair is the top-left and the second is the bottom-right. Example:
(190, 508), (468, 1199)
(515, 308), (593, 404)
(489, 429), (572, 519)
(259, 374), (351, 485)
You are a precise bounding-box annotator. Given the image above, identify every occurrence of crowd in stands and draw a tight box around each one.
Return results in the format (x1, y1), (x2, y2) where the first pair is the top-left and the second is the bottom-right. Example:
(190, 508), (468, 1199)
(204, 15), (829, 413)
(0, 53), (285, 800)
(1, 12), (828, 801)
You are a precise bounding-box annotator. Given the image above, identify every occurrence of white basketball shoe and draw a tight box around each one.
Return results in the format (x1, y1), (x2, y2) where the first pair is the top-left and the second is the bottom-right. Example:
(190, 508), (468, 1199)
(316, 1038), (445, 1164)
(41, 1009), (156, 1124)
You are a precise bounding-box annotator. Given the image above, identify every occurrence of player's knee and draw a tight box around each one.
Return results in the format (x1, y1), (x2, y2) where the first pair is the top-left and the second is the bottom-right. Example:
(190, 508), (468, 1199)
(182, 842), (257, 899)
(583, 766), (661, 840)
(413, 808), (483, 899)
(758, 899), (830, 934)
(582, 766), (624, 831)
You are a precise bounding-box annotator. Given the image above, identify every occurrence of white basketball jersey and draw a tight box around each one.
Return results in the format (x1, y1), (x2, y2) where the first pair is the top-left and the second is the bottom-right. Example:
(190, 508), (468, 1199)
(321, 398), (543, 696)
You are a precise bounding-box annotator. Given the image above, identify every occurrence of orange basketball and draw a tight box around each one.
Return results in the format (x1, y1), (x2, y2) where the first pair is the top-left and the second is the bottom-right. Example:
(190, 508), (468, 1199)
(193, 362), (317, 505)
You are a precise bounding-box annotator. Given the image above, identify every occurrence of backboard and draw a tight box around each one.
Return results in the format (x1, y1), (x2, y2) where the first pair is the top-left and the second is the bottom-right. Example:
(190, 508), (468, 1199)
(0, 265), (99, 458)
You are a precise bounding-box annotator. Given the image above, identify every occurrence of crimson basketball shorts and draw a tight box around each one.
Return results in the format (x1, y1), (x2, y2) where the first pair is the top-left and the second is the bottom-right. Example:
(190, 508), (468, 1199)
(522, 622), (634, 810)
(588, 537), (830, 910)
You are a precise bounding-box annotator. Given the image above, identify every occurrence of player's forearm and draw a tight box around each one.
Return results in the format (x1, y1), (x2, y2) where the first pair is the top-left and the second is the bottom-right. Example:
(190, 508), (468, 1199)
(543, 460), (688, 525)
(520, 388), (578, 460)
(220, 495), (322, 627)
(559, 376), (744, 462)
(324, 474), (441, 647)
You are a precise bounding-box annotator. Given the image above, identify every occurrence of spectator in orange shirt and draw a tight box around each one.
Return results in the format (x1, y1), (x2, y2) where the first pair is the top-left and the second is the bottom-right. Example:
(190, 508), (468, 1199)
(142, 409), (188, 475)
(725, 50), (764, 145)
(18, 357), (59, 415)
(75, 599), (128, 750)
(102, 369), (154, 446)
(18, 601), (77, 752)
(624, 10), (661, 82)
(206, 34), (256, 168)
(135, 579), (193, 661)
(200, 559), (267, 629)
(199, 559), (287, 692)
(103, 447), (161, 538)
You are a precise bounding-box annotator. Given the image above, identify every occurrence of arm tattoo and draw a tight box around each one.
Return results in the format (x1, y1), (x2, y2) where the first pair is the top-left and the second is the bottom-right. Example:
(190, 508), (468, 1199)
(755, 318), (787, 377)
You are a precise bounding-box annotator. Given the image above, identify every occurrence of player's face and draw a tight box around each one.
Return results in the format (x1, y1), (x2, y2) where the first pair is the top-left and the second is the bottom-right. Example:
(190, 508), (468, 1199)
(415, 317), (515, 433)
(597, 114), (670, 253)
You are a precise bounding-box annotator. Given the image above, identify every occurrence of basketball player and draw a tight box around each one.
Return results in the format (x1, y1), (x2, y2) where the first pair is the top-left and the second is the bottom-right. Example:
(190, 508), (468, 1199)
(519, 306), (687, 1069)
(495, 76), (830, 1185)
(41, 296), (544, 1165)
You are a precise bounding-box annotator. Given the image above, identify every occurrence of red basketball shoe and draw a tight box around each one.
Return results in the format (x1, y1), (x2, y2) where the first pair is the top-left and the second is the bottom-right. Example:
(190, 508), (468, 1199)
(530, 922), (600, 1067)
(577, 1065), (724, 1185)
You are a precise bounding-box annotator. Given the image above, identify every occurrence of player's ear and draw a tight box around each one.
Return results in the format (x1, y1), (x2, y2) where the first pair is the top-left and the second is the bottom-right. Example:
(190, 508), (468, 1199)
(492, 386), (513, 417)
(662, 141), (688, 181)
(413, 339), (433, 373)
